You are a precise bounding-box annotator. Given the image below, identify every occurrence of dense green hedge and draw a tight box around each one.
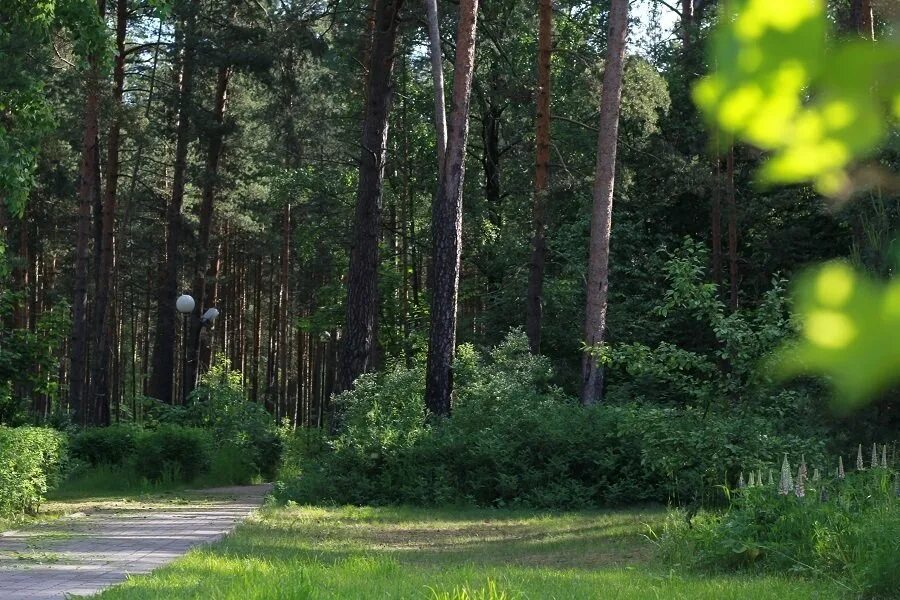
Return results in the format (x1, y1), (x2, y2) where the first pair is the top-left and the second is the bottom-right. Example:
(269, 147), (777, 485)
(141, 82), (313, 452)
(276, 332), (827, 508)
(0, 426), (67, 517)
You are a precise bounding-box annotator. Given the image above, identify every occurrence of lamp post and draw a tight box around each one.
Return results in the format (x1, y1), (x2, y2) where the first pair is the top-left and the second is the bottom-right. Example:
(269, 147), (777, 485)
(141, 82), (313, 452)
(176, 294), (195, 404)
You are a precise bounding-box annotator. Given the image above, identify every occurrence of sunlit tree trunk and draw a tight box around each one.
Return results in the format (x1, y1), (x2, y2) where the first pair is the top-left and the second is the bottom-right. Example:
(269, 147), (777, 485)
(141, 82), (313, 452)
(425, 0), (447, 175)
(580, 0), (628, 406)
(526, 0), (552, 354)
(424, 0), (480, 418)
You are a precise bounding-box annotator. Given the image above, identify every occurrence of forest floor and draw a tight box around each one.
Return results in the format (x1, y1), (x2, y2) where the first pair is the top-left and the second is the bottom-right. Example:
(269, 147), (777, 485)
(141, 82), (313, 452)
(81, 504), (842, 599)
(0, 485), (269, 600)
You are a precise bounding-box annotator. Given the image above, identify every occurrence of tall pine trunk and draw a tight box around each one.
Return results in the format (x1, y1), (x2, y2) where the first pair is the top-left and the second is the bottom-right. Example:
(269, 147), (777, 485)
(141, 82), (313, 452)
(336, 0), (405, 393)
(425, 0), (447, 175)
(70, 0), (104, 424)
(187, 63), (231, 393)
(89, 0), (127, 425)
(424, 0), (479, 418)
(580, 0), (628, 406)
(149, 0), (199, 403)
(726, 146), (739, 312)
(526, 0), (552, 354)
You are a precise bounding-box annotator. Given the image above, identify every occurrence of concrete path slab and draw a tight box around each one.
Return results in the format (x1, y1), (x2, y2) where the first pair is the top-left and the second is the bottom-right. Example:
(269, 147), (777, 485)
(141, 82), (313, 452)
(0, 484), (270, 599)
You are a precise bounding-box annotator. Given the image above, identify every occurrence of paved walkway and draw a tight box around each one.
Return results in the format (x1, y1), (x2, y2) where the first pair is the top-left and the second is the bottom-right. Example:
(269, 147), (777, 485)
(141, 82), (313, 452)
(0, 484), (270, 599)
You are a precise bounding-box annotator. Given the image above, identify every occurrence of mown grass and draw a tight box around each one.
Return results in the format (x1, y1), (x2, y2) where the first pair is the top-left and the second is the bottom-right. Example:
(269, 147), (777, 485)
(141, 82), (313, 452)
(89, 505), (843, 599)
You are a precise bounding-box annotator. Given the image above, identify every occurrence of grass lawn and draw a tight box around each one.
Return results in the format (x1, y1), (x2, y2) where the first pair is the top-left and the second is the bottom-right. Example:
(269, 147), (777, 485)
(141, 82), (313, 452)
(89, 505), (843, 599)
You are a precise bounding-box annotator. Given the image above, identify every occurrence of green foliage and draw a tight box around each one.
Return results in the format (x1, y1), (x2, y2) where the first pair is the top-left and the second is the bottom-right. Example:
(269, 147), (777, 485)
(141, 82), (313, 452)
(659, 465), (900, 597)
(68, 424), (139, 467)
(133, 425), (212, 483)
(0, 426), (67, 516)
(596, 238), (798, 410)
(187, 357), (281, 481)
(277, 331), (826, 508)
(695, 0), (900, 195)
(0, 293), (69, 425)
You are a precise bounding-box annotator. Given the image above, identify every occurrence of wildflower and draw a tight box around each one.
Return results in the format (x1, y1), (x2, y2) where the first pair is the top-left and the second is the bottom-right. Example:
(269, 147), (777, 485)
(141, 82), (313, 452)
(779, 454), (793, 495)
(871, 443), (878, 469)
(738, 472), (746, 489)
(837, 456), (845, 479)
(758, 469), (764, 487)
(857, 444), (864, 471)
(881, 444), (888, 469)
(768, 469), (774, 486)
(748, 471), (756, 487)
(795, 460), (807, 498)
(812, 468), (820, 483)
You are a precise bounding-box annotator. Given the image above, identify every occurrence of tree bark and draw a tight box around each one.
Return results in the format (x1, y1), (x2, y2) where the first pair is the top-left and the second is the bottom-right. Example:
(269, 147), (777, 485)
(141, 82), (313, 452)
(69, 0), (104, 424)
(710, 153), (723, 287)
(89, 0), (127, 425)
(425, 0), (447, 175)
(726, 146), (739, 312)
(149, 0), (199, 403)
(187, 63), (231, 394)
(848, 0), (874, 40)
(580, 0), (628, 406)
(526, 0), (552, 354)
(424, 0), (480, 418)
(680, 0), (693, 52)
(336, 0), (405, 393)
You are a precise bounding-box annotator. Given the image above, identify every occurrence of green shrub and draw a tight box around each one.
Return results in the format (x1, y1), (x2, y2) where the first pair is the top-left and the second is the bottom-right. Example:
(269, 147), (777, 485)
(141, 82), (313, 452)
(0, 426), (67, 516)
(658, 466), (900, 597)
(133, 425), (212, 483)
(276, 331), (825, 508)
(69, 424), (139, 467)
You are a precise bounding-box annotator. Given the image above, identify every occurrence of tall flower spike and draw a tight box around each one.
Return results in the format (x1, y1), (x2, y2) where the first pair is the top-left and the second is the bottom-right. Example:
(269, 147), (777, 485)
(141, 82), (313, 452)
(779, 454), (793, 495)
(882, 444), (888, 469)
(758, 469), (764, 487)
(795, 460), (807, 498)
(871, 443), (878, 469)
(738, 472), (745, 489)
(857, 444), (864, 471)
(748, 471), (756, 487)
(838, 456), (845, 479)
(768, 469), (774, 486)
(812, 468), (821, 483)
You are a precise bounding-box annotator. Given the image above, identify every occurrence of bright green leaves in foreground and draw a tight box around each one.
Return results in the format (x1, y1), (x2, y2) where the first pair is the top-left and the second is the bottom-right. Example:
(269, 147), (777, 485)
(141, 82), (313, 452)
(778, 262), (900, 410)
(694, 0), (900, 195)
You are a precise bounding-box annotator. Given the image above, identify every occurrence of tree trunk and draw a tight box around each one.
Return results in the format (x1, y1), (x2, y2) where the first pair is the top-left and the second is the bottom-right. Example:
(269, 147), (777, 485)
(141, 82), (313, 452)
(425, 0), (447, 175)
(580, 0), (628, 406)
(187, 63), (231, 394)
(526, 0), (552, 354)
(70, 0), (104, 424)
(848, 0), (874, 40)
(710, 153), (723, 287)
(726, 146), (739, 312)
(336, 0), (405, 393)
(89, 0), (127, 425)
(149, 0), (199, 403)
(424, 0), (480, 418)
(680, 0), (693, 52)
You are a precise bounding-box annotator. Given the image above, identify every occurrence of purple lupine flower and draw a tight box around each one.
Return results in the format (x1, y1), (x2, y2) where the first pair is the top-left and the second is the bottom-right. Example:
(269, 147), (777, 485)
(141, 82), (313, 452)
(768, 469), (774, 486)
(881, 444), (888, 469)
(812, 468), (821, 483)
(758, 469), (764, 487)
(857, 444), (864, 471)
(779, 455), (793, 495)
(738, 472), (746, 489)
(838, 456), (845, 479)
(871, 443), (878, 469)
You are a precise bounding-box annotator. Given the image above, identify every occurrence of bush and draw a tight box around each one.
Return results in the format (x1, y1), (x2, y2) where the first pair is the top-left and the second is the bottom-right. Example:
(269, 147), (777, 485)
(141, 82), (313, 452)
(133, 425), (212, 483)
(276, 330), (825, 508)
(658, 465), (900, 598)
(69, 424), (139, 467)
(0, 426), (67, 516)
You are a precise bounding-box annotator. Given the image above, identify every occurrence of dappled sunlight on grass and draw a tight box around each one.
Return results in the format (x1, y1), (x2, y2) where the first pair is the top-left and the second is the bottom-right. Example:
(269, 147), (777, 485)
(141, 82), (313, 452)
(90, 505), (845, 599)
